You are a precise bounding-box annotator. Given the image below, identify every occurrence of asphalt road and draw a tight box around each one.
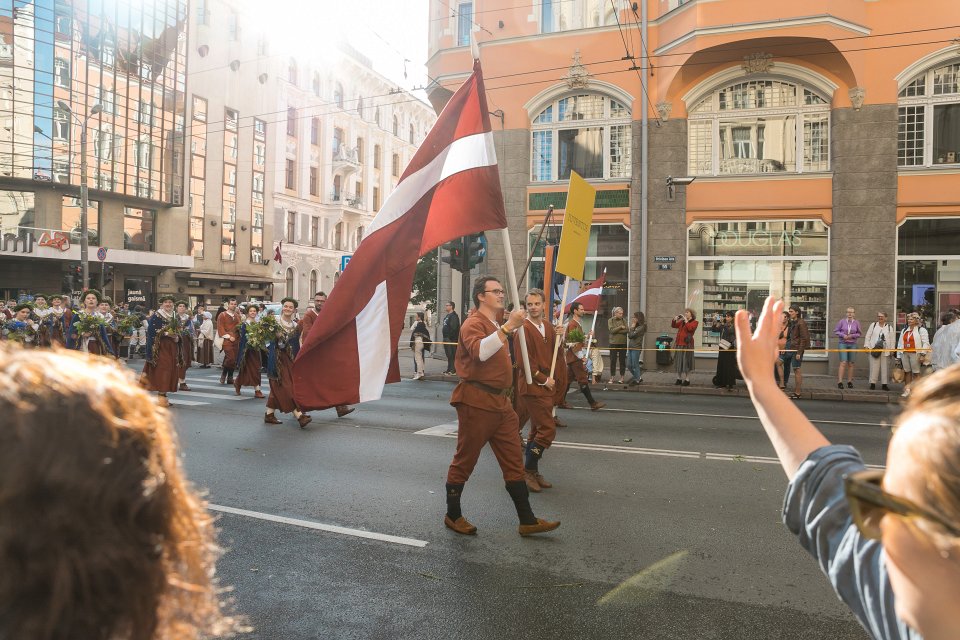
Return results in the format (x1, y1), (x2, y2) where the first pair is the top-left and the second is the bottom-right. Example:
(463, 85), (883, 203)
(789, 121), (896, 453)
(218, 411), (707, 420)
(164, 367), (898, 639)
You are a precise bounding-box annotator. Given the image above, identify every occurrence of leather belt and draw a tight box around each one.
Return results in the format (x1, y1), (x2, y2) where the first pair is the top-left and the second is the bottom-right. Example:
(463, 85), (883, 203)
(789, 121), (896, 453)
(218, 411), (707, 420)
(465, 379), (514, 399)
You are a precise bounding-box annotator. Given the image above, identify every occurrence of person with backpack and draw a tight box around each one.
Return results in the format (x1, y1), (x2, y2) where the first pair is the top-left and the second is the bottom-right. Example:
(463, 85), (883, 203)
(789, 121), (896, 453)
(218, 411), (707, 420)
(863, 311), (894, 391)
(410, 312), (432, 380)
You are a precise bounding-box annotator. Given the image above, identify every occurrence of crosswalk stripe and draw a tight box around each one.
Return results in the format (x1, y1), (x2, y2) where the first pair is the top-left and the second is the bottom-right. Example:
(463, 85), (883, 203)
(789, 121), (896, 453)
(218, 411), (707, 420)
(168, 398), (208, 406)
(177, 390), (254, 401)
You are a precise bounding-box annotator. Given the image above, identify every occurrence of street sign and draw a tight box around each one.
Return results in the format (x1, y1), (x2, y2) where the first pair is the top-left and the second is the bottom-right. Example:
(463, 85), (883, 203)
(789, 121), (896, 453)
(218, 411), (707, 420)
(340, 254), (352, 272)
(97, 247), (108, 262)
(653, 256), (676, 263)
(657, 264), (672, 270)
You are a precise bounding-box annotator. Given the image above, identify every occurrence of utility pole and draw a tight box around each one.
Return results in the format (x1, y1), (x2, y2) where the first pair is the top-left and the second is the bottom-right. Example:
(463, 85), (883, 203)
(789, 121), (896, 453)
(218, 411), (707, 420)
(58, 100), (102, 291)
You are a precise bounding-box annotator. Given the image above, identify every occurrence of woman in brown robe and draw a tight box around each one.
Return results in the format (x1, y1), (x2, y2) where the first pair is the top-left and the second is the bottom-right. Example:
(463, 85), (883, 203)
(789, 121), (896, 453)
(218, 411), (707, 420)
(141, 295), (182, 407)
(175, 301), (194, 391)
(234, 304), (264, 398)
(264, 298), (311, 428)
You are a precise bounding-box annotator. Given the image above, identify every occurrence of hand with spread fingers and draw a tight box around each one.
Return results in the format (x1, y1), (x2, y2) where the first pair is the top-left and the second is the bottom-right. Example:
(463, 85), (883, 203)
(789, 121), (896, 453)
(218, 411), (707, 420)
(735, 297), (784, 387)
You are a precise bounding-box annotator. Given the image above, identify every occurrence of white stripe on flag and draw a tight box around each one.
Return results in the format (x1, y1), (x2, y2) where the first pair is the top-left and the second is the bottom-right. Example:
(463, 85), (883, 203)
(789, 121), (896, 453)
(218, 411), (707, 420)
(367, 132), (496, 236)
(573, 286), (603, 301)
(356, 280), (392, 403)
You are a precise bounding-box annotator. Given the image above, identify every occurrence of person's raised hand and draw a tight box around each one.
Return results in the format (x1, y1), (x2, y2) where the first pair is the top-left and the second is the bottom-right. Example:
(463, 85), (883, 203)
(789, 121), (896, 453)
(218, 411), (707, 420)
(735, 296), (783, 387)
(505, 307), (527, 333)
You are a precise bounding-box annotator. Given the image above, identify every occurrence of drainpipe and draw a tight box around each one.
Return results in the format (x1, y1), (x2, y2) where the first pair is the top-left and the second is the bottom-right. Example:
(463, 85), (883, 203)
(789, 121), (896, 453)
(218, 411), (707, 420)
(639, 0), (649, 314)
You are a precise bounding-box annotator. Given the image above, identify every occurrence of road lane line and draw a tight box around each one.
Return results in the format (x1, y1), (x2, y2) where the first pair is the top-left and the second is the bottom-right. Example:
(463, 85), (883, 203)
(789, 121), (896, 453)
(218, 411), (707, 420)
(208, 504), (429, 548)
(167, 398), (208, 406)
(176, 390), (252, 401)
(570, 406), (887, 428)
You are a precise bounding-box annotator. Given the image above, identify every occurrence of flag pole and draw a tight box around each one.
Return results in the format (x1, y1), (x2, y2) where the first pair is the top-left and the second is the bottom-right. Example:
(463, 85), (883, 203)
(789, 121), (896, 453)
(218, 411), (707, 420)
(548, 278), (570, 379)
(499, 227), (533, 384)
(582, 268), (606, 363)
(517, 204), (554, 287)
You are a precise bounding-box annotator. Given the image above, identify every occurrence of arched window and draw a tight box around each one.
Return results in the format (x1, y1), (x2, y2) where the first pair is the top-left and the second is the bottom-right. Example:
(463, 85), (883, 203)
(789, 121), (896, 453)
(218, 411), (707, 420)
(334, 83), (344, 109)
(285, 268), (295, 299)
(898, 58), (960, 167)
(409, 123), (415, 144)
(288, 58), (298, 85)
(309, 269), (318, 295)
(530, 92), (631, 181)
(333, 175), (342, 200)
(393, 114), (399, 137)
(356, 225), (364, 247)
(334, 221), (344, 250)
(312, 72), (321, 96)
(687, 78), (830, 176)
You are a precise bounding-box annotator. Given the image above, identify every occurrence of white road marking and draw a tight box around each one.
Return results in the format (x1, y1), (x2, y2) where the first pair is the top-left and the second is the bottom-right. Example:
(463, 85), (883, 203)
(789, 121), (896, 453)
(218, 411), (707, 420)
(167, 398), (208, 406)
(181, 382), (239, 391)
(209, 504), (429, 548)
(414, 423), (459, 436)
(570, 406), (888, 428)
(177, 390), (253, 401)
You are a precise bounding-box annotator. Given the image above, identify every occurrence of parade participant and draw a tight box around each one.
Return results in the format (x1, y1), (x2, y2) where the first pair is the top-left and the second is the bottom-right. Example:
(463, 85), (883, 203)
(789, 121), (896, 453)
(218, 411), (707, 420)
(197, 311), (215, 368)
(176, 301), (195, 391)
(512, 289), (560, 493)
(68, 290), (114, 356)
(444, 276), (560, 537)
(141, 295), (182, 407)
(264, 298), (312, 428)
(0, 299), (12, 321)
(298, 291), (355, 418)
(98, 298), (121, 360)
(1, 303), (39, 346)
(216, 297), (240, 385)
(44, 294), (71, 347)
(234, 303), (265, 398)
(559, 302), (604, 411)
(31, 294), (52, 346)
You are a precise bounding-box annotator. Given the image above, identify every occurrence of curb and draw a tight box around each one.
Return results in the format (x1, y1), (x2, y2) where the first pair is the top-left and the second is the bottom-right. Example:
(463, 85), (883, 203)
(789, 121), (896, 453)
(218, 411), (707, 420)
(422, 374), (900, 405)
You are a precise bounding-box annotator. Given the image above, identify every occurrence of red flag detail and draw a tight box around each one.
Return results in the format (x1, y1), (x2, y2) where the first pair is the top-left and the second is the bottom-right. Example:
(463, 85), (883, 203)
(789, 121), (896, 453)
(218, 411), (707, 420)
(274, 241), (283, 264)
(564, 273), (606, 314)
(292, 61), (507, 411)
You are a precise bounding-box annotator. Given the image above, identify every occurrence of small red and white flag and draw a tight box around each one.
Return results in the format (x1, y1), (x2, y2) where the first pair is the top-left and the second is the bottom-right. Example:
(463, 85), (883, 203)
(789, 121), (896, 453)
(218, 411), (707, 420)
(564, 272), (606, 314)
(292, 61), (507, 410)
(274, 241), (283, 264)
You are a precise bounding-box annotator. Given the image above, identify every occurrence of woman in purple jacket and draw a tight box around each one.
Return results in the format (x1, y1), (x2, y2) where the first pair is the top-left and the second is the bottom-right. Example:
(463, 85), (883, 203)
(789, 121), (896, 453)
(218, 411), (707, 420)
(835, 307), (862, 389)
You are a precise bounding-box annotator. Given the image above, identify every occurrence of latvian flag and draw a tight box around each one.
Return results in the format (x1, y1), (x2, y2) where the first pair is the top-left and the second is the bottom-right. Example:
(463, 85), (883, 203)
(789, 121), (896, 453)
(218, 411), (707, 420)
(292, 61), (507, 410)
(564, 272), (607, 314)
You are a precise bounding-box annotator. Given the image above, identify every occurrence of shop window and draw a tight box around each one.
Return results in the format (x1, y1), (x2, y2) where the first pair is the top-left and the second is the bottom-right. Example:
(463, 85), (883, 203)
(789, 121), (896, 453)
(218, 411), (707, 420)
(688, 79), (830, 176)
(531, 94), (631, 182)
(896, 218), (960, 333)
(899, 59), (960, 167)
(687, 221), (829, 352)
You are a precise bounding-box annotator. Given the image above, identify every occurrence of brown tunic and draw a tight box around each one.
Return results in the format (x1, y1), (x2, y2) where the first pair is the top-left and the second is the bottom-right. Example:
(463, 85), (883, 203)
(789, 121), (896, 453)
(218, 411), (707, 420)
(267, 348), (297, 413)
(450, 313), (514, 412)
(513, 319), (557, 398)
(142, 335), (180, 393)
(217, 310), (240, 368)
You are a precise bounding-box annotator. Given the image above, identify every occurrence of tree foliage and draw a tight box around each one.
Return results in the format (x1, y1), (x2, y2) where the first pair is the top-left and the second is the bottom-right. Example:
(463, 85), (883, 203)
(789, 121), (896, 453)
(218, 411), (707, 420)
(411, 251), (437, 313)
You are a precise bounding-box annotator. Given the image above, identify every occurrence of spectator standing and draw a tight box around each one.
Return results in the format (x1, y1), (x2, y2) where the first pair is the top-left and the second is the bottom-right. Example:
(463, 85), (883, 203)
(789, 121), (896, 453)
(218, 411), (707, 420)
(775, 311), (789, 389)
(834, 307), (862, 389)
(930, 311), (960, 371)
(784, 304), (810, 399)
(607, 307), (628, 384)
(442, 301), (460, 375)
(197, 311), (215, 368)
(671, 308), (698, 386)
(711, 311), (738, 390)
(863, 311), (895, 391)
(410, 312), (431, 380)
(896, 312), (931, 397)
(626, 311), (646, 385)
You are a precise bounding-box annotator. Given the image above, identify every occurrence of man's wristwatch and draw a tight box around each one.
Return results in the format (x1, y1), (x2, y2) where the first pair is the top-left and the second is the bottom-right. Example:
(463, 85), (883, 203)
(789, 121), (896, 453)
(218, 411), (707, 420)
(499, 326), (513, 338)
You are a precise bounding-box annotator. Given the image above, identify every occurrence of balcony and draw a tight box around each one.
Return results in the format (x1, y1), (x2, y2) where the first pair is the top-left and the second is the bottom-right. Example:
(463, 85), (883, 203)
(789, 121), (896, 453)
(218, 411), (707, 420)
(332, 144), (361, 177)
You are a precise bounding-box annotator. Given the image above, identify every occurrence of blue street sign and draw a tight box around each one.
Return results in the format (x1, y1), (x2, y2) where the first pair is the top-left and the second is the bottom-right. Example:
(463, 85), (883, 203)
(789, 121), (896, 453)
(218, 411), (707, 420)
(97, 247), (108, 262)
(341, 254), (352, 272)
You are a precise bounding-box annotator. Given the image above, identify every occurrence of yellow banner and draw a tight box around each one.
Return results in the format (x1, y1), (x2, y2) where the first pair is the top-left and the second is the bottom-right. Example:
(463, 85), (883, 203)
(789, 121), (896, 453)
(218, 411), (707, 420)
(554, 171), (596, 279)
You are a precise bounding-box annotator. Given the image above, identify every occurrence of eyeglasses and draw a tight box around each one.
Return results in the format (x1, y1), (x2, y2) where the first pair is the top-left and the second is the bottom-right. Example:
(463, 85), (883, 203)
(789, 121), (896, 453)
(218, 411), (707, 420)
(484, 289), (505, 296)
(844, 470), (960, 540)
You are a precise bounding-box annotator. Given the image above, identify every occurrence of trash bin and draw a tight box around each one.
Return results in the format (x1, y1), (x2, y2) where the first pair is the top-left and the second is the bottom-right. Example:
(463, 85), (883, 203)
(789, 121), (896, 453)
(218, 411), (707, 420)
(655, 334), (674, 366)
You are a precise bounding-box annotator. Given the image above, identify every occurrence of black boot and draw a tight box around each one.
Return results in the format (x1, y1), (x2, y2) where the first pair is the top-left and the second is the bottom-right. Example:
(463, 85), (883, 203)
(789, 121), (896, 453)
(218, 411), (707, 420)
(226, 368), (234, 385)
(445, 483), (464, 521)
(524, 440), (543, 472)
(579, 383), (598, 405)
(505, 480), (538, 525)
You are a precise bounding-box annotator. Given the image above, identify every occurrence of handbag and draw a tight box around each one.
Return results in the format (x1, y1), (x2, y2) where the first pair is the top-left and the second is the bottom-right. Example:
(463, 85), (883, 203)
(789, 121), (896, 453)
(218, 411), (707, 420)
(718, 338), (732, 350)
(213, 332), (224, 351)
(870, 324), (884, 359)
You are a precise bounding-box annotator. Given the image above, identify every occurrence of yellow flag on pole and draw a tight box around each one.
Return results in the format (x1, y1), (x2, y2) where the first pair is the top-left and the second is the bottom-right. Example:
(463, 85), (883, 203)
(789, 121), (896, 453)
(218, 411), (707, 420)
(555, 171), (596, 279)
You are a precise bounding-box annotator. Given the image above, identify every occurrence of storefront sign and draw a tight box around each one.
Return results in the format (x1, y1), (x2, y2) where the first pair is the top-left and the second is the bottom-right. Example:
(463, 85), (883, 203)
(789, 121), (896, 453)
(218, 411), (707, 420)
(37, 231), (71, 251)
(654, 256), (676, 263)
(127, 289), (147, 304)
(0, 232), (35, 254)
(713, 229), (803, 248)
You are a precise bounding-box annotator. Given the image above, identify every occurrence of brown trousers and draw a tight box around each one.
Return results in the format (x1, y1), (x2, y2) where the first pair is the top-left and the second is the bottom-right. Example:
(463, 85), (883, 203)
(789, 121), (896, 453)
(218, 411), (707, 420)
(517, 394), (557, 450)
(447, 404), (525, 485)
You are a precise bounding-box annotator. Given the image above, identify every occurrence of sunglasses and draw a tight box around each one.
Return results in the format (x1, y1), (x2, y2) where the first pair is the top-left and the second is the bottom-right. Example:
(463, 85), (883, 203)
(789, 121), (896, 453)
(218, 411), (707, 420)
(844, 470), (960, 540)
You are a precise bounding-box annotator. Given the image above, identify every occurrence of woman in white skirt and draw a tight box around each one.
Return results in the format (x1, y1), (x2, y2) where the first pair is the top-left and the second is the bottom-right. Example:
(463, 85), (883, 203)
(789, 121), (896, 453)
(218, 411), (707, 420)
(862, 311), (894, 391)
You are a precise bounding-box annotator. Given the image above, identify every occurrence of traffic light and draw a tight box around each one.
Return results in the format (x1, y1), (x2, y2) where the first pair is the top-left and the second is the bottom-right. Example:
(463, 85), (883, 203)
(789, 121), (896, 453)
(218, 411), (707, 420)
(464, 233), (486, 269)
(441, 238), (466, 272)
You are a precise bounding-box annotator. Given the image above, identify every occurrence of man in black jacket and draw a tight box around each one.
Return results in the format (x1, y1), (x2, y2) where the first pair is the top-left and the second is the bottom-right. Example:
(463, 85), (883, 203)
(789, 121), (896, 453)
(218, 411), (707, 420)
(441, 301), (460, 375)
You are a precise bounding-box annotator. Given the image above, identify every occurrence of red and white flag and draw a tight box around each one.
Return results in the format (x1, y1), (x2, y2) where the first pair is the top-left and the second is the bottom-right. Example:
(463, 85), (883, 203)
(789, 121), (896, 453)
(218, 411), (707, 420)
(273, 241), (283, 264)
(292, 61), (507, 410)
(564, 272), (606, 314)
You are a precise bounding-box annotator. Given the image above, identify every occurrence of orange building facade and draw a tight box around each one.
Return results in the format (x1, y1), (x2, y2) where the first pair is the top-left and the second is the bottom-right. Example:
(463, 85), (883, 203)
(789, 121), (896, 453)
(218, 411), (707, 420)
(426, 0), (960, 371)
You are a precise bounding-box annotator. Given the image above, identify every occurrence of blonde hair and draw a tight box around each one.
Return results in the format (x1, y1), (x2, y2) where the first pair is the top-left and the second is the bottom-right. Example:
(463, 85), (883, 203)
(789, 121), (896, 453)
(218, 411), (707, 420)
(896, 365), (960, 550)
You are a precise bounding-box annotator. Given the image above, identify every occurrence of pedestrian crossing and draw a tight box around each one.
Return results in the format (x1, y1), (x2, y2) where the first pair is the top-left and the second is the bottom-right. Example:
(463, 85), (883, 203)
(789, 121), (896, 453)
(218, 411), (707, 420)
(164, 368), (262, 407)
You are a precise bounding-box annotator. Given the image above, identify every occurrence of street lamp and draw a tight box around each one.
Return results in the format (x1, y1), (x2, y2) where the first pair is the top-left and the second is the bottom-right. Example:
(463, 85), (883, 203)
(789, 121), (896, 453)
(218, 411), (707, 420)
(57, 100), (102, 291)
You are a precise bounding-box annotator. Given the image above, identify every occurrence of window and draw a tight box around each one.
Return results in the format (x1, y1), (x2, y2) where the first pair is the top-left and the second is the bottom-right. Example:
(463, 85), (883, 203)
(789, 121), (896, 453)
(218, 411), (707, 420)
(409, 124), (415, 144)
(333, 175), (341, 200)
(393, 115), (399, 136)
(334, 83), (344, 109)
(356, 138), (364, 163)
(94, 130), (113, 161)
(254, 118), (266, 139)
(332, 127), (344, 157)
(288, 58), (298, 85)
(225, 108), (238, 132)
(311, 118), (319, 145)
(257, 37), (267, 55)
(138, 101), (154, 126)
(312, 72), (321, 96)
(356, 226), (365, 247)
(899, 59), (960, 167)
(196, 0), (209, 25)
(310, 270), (318, 293)
(55, 11), (71, 36)
(286, 107), (297, 136)
(897, 219), (960, 334)
(392, 153), (400, 177)
(254, 143), (265, 168)
(530, 93), (631, 181)
(53, 108), (70, 140)
(375, 106), (381, 126)
(335, 221), (344, 250)
(309, 166), (318, 196)
(311, 217), (319, 247)
(373, 186), (380, 211)
(54, 58), (70, 87)
(373, 144), (381, 169)
(123, 207), (156, 251)
(688, 79), (830, 176)
(285, 268), (295, 298)
(135, 141), (152, 170)
(101, 39), (115, 66)
(97, 87), (115, 115)
(287, 211), (297, 242)
(285, 159), (296, 190)
(457, 2), (472, 47)
(227, 10), (240, 40)
(687, 220), (829, 352)
(193, 95), (207, 122)
(541, 0), (620, 33)
(357, 96), (364, 118)
(62, 196), (100, 246)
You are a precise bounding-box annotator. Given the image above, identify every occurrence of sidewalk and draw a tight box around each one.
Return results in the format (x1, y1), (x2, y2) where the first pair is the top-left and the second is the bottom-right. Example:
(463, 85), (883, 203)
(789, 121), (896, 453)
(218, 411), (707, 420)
(404, 342), (903, 404)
